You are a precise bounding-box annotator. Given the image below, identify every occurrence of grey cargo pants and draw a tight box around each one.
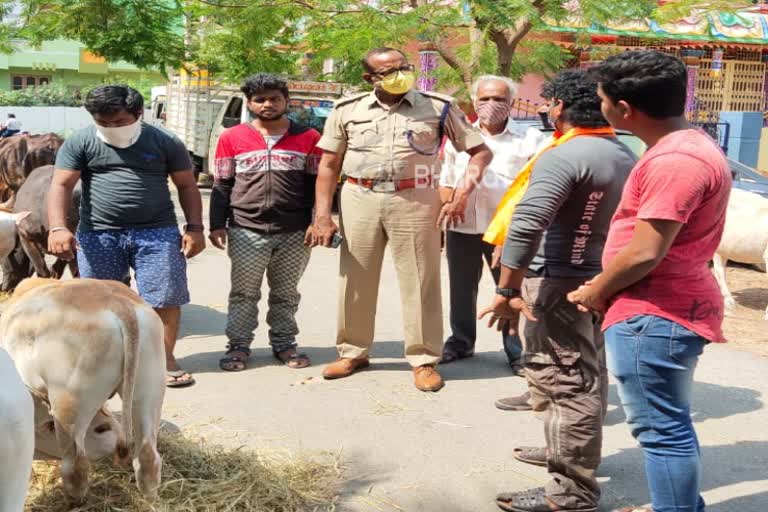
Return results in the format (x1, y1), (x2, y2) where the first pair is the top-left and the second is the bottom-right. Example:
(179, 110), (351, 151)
(520, 276), (608, 510)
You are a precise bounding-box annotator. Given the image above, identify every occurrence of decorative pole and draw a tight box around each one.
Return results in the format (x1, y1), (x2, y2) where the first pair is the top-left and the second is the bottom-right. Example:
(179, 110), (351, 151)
(681, 49), (702, 118)
(417, 41), (439, 92)
(763, 52), (768, 127)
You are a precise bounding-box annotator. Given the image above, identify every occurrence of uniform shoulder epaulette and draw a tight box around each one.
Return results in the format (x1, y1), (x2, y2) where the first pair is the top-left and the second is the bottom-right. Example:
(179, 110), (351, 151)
(418, 90), (454, 103)
(333, 92), (370, 107)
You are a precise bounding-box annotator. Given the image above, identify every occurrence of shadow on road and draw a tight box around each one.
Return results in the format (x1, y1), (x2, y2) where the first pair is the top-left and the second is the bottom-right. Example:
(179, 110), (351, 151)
(179, 304), (228, 338)
(602, 380), (761, 427)
(733, 288), (768, 312)
(601, 440), (768, 512)
(335, 449), (487, 512)
(709, 491), (768, 512)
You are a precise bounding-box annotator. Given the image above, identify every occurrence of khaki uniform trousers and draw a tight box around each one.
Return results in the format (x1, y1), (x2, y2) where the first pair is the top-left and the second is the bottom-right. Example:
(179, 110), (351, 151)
(520, 276), (608, 511)
(337, 182), (443, 367)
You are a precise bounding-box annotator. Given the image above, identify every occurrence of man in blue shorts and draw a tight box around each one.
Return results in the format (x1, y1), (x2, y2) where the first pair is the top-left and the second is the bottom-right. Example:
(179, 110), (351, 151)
(48, 85), (206, 388)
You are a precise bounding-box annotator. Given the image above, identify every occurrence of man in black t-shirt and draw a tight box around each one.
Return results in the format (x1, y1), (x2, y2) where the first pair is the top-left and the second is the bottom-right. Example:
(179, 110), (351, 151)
(48, 85), (206, 388)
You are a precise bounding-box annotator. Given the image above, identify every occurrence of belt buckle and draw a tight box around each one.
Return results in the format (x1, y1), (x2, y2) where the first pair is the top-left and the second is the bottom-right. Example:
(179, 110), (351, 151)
(372, 180), (396, 193)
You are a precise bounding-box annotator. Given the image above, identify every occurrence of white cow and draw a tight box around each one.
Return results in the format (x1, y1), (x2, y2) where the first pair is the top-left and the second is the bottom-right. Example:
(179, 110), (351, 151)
(0, 347), (34, 512)
(0, 278), (166, 503)
(0, 210), (30, 260)
(33, 398), (120, 462)
(712, 188), (768, 318)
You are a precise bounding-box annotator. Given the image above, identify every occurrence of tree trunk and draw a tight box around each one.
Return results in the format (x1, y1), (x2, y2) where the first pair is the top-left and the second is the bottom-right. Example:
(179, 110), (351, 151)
(490, 20), (535, 78)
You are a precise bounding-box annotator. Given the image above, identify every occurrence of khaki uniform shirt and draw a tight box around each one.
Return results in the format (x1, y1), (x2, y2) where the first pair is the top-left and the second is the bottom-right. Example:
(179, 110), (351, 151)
(317, 89), (484, 181)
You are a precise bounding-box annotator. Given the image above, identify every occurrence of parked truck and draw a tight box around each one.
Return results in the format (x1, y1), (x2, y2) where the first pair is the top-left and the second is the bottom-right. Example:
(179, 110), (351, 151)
(157, 74), (344, 178)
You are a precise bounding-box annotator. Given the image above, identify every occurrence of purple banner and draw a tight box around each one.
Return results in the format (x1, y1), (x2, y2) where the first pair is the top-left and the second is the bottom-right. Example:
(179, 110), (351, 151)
(764, 70), (768, 127)
(417, 50), (439, 92)
(685, 65), (698, 114)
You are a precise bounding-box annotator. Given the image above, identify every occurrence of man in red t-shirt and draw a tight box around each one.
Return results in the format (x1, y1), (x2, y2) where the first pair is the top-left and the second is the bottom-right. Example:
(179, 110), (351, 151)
(209, 74), (321, 372)
(569, 51), (731, 512)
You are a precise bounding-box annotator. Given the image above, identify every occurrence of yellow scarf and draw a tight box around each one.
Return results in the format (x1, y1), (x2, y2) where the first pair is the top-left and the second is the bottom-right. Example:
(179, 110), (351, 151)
(483, 127), (616, 246)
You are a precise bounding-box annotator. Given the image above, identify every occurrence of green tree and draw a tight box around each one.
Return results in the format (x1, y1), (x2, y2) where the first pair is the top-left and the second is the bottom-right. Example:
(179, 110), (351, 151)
(0, 0), (755, 89)
(188, 0), (755, 92)
(11, 0), (187, 71)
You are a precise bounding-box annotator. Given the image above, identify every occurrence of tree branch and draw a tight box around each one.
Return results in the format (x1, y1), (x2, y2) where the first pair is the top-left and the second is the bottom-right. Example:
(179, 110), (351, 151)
(434, 37), (473, 89)
(490, 0), (545, 76)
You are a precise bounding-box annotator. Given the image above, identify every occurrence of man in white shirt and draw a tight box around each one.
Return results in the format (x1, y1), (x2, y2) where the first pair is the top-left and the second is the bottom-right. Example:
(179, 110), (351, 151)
(439, 75), (547, 373)
(0, 114), (21, 137)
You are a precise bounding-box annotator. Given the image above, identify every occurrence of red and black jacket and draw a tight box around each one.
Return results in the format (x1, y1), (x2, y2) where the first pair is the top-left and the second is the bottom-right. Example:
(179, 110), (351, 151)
(210, 121), (321, 233)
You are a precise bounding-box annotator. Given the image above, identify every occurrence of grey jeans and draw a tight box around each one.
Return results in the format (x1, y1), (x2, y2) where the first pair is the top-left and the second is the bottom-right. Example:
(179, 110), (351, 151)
(225, 227), (311, 353)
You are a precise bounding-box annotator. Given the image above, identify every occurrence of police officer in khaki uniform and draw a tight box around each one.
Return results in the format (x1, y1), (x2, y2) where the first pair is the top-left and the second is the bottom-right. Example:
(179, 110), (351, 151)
(311, 47), (492, 392)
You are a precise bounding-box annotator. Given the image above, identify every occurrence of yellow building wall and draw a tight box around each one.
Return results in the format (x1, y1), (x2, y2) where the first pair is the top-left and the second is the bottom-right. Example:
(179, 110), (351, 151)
(759, 128), (768, 174)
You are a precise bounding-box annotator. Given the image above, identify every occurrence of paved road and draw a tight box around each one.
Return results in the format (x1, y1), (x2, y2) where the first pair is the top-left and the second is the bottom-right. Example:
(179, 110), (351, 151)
(164, 191), (768, 511)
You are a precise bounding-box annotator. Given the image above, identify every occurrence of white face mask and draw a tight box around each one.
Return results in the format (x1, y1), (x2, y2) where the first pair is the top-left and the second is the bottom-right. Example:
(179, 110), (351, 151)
(94, 119), (142, 148)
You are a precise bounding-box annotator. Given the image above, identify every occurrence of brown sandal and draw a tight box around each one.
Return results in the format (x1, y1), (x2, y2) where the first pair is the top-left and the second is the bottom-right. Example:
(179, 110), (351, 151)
(512, 446), (547, 467)
(273, 349), (311, 369)
(220, 344), (251, 372)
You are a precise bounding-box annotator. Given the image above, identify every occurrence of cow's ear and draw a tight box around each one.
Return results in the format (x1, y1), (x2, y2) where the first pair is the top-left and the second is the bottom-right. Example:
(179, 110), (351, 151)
(13, 210), (31, 225)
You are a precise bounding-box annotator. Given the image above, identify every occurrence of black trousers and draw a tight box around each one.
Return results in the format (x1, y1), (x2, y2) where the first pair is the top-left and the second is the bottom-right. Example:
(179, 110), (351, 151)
(444, 230), (523, 363)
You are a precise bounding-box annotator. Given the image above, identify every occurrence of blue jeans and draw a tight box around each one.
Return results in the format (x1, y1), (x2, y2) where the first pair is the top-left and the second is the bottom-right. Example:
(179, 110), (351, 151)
(606, 315), (707, 512)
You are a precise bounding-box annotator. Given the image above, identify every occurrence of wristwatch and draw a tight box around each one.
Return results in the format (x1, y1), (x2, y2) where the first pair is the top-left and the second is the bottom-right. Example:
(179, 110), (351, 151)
(184, 224), (205, 233)
(495, 286), (521, 298)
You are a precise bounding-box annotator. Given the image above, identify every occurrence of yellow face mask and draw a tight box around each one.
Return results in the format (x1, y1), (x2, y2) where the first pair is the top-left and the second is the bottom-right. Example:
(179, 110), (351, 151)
(379, 70), (416, 95)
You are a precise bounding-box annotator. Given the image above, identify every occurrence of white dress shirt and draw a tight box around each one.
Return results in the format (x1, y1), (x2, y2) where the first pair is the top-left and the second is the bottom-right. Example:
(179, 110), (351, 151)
(439, 118), (549, 235)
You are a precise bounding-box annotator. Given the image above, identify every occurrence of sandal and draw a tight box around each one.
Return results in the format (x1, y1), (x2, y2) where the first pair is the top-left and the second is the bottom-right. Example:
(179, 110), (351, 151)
(496, 487), (597, 512)
(273, 348), (311, 369)
(166, 370), (195, 388)
(220, 343), (252, 372)
(513, 446), (547, 467)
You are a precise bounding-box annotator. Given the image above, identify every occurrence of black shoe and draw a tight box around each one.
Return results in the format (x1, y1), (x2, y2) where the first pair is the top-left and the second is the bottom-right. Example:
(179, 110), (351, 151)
(508, 360), (525, 377)
(440, 342), (474, 364)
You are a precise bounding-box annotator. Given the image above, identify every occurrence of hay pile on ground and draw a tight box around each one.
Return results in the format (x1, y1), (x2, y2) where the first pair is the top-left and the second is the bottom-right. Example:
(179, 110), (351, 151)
(25, 434), (341, 511)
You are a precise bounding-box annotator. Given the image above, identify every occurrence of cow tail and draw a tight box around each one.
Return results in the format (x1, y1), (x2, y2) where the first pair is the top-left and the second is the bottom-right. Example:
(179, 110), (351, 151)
(116, 301), (140, 462)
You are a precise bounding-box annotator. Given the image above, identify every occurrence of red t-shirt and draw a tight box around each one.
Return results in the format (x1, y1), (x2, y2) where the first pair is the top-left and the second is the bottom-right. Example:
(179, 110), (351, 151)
(602, 129), (731, 343)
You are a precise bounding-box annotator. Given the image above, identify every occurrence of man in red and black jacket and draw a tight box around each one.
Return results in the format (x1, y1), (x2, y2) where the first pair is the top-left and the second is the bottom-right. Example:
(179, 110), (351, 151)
(209, 73), (321, 372)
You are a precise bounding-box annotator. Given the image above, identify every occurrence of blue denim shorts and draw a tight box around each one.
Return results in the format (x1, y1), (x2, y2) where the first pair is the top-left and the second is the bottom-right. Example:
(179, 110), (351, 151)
(76, 226), (190, 308)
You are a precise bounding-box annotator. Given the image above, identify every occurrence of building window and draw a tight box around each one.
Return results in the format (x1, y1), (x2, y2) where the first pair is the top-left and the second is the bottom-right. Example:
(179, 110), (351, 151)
(11, 75), (52, 90)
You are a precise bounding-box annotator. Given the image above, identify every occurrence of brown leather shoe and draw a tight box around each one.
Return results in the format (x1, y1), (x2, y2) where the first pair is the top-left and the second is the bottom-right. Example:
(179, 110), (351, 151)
(413, 365), (444, 392)
(322, 358), (370, 379)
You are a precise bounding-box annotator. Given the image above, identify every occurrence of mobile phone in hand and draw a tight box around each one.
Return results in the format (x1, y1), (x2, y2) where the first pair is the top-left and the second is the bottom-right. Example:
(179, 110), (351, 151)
(330, 232), (343, 249)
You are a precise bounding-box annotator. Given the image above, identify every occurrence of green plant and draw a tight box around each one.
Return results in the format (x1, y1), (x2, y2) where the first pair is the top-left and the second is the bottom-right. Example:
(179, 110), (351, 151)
(0, 82), (80, 107)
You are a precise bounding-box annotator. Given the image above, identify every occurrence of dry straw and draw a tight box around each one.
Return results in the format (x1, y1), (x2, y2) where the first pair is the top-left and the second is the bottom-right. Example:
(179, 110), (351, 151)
(25, 434), (341, 512)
